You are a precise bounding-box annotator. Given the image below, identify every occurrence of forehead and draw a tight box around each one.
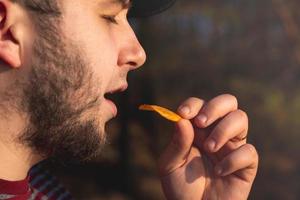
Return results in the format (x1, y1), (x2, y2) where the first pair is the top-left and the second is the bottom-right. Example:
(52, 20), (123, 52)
(112, 0), (131, 8)
(117, 0), (131, 5)
(89, 0), (131, 11)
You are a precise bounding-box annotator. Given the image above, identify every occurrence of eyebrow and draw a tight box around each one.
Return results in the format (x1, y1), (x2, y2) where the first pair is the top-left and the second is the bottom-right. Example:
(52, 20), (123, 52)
(97, 0), (132, 11)
(112, 0), (132, 9)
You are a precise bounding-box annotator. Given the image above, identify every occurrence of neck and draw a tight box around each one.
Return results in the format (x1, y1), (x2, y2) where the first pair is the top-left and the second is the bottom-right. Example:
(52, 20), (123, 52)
(0, 142), (41, 181)
(0, 113), (42, 181)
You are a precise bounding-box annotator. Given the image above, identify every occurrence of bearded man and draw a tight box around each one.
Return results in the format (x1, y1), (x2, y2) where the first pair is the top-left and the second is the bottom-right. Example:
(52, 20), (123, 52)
(0, 0), (258, 199)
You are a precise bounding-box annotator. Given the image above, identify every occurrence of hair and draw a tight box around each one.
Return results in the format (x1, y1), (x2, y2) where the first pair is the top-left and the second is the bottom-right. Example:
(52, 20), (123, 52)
(11, 0), (60, 15)
(11, 0), (62, 45)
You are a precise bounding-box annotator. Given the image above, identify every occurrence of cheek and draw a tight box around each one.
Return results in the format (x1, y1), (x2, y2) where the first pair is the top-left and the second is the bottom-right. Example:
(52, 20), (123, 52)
(85, 37), (118, 92)
(62, 10), (119, 89)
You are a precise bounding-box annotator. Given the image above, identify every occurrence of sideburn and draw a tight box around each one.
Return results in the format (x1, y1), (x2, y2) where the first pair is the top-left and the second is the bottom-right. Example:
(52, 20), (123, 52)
(19, 16), (106, 163)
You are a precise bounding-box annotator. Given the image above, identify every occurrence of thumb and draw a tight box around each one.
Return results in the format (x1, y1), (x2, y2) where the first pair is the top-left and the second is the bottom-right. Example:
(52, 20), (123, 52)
(158, 119), (194, 176)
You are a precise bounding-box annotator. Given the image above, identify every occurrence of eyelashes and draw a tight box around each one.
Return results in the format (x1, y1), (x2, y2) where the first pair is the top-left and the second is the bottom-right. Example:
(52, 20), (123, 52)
(101, 15), (118, 25)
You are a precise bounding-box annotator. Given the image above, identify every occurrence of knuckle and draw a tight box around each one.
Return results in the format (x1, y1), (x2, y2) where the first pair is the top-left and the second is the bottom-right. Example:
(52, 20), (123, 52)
(244, 144), (258, 159)
(188, 97), (205, 108)
(180, 97), (204, 109)
(223, 156), (235, 170)
(234, 110), (249, 136)
(205, 101), (218, 113)
(235, 109), (248, 121)
(184, 97), (204, 105)
(223, 94), (238, 108)
(188, 97), (202, 102)
(212, 124), (226, 138)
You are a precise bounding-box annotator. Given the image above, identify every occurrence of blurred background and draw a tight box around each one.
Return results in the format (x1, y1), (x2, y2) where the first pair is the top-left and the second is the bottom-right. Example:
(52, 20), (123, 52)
(49, 0), (300, 199)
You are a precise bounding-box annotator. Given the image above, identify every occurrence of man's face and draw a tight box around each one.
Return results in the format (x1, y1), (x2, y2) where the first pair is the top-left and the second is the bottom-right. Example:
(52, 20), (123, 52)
(19, 0), (146, 162)
(59, 0), (146, 128)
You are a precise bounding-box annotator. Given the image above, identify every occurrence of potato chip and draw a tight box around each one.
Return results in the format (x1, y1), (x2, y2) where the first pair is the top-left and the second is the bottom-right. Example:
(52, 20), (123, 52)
(139, 104), (182, 122)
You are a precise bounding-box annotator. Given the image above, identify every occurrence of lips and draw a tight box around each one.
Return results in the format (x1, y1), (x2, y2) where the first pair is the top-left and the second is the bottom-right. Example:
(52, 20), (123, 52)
(104, 84), (128, 117)
(104, 98), (118, 117)
(107, 84), (128, 94)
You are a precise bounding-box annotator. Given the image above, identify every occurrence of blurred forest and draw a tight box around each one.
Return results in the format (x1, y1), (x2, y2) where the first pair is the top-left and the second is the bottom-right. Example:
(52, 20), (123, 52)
(49, 0), (300, 199)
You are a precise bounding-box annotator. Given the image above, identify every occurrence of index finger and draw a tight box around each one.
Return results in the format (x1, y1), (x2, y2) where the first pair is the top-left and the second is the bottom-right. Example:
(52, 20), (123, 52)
(177, 97), (205, 119)
(195, 94), (238, 128)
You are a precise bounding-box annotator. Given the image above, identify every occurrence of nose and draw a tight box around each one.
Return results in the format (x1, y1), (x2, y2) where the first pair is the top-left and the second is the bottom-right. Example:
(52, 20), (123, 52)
(117, 25), (146, 70)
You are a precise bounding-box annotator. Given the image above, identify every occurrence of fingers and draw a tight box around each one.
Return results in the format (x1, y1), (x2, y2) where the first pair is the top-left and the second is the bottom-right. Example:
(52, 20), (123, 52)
(158, 119), (194, 176)
(177, 97), (205, 119)
(194, 94), (238, 128)
(214, 144), (259, 182)
(204, 109), (248, 152)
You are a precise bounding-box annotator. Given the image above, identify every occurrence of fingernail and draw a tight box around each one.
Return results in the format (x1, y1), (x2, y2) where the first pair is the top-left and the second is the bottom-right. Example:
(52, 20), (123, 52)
(196, 114), (207, 125)
(215, 165), (223, 176)
(206, 139), (216, 152)
(180, 106), (190, 115)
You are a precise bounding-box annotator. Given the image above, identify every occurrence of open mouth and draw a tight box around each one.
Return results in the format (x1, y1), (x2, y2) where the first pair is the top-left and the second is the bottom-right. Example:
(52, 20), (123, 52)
(104, 84), (128, 117)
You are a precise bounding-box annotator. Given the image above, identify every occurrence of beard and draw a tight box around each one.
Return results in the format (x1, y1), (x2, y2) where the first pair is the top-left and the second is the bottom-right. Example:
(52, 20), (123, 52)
(19, 21), (107, 163)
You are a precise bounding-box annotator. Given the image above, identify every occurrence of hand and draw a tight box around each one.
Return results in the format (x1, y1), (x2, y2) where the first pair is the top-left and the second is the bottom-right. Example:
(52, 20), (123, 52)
(158, 94), (259, 200)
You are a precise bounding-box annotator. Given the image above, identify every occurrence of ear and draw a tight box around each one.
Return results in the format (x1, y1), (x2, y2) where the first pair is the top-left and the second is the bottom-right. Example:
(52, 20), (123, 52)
(0, 0), (21, 68)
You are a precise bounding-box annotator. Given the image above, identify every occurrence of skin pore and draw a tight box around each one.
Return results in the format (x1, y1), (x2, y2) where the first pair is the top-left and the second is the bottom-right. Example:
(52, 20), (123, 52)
(0, 0), (145, 181)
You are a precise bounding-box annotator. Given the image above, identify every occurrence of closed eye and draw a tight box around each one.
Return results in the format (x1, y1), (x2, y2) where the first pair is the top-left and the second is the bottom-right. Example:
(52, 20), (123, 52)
(102, 15), (118, 24)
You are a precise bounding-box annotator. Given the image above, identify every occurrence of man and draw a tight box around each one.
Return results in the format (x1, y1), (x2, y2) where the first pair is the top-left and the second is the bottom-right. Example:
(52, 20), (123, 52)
(0, 0), (258, 199)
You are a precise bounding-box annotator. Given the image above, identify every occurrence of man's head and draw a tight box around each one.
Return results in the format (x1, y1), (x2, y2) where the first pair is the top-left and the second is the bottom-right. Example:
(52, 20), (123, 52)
(0, 0), (146, 163)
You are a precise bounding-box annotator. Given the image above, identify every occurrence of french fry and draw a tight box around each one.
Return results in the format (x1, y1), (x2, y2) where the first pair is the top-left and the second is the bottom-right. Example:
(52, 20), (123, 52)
(139, 104), (182, 122)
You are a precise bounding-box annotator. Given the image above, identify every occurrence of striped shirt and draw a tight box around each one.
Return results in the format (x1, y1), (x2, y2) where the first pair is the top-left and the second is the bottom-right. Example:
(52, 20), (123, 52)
(0, 164), (73, 200)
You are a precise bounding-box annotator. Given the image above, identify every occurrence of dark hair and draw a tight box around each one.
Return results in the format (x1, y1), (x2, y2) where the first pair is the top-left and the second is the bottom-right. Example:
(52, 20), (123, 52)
(11, 0), (62, 41)
(11, 0), (60, 16)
